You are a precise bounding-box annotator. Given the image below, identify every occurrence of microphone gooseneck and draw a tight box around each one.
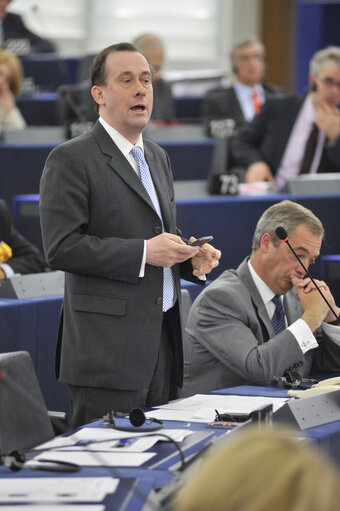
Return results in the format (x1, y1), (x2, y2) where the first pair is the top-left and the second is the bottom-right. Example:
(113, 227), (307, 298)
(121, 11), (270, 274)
(275, 226), (340, 323)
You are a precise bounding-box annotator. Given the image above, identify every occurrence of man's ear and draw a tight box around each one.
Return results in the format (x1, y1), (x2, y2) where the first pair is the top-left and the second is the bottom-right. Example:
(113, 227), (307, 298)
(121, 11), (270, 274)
(260, 232), (273, 253)
(91, 85), (104, 107)
(309, 75), (317, 92)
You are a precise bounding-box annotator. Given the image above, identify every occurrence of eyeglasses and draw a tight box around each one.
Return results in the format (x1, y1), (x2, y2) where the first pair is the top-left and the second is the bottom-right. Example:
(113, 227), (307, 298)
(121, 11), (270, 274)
(235, 54), (264, 63)
(318, 77), (340, 90)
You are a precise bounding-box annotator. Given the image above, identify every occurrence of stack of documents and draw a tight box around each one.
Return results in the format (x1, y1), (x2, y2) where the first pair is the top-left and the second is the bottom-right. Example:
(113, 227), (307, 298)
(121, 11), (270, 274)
(145, 394), (288, 422)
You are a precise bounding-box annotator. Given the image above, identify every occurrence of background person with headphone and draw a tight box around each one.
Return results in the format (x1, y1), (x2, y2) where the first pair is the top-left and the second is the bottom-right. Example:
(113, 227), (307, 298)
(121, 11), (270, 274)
(202, 35), (282, 137)
(230, 46), (340, 190)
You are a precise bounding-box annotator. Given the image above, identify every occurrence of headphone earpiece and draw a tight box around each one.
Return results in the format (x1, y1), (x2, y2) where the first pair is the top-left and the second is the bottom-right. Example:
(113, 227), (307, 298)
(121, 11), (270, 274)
(103, 408), (164, 432)
(4, 450), (25, 472)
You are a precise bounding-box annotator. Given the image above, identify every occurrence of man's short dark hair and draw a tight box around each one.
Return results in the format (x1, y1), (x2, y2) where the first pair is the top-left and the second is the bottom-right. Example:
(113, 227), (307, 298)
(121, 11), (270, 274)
(91, 42), (138, 87)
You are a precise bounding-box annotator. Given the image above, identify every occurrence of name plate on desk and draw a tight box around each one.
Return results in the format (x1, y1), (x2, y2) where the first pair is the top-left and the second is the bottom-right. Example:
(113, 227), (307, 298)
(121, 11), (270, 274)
(273, 389), (340, 430)
(0, 271), (64, 299)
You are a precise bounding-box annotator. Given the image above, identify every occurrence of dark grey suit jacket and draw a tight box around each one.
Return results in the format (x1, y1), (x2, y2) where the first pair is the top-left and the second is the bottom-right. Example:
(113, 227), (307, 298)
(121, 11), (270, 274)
(40, 121), (200, 391)
(231, 94), (340, 176)
(179, 258), (340, 397)
(202, 83), (282, 135)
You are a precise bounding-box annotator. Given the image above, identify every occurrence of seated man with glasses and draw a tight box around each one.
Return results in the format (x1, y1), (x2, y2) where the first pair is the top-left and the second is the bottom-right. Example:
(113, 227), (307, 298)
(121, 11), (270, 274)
(231, 46), (340, 190)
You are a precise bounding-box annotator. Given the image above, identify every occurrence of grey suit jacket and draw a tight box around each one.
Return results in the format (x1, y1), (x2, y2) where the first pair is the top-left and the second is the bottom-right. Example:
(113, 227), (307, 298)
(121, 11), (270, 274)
(179, 258), (340, 397)
(40, 121), (200, 391)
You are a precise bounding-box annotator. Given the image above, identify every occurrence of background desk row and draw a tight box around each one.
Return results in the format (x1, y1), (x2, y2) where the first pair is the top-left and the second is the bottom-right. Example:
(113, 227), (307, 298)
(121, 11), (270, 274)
(12, 192), (340, 290)
(1, 138), (214, 206)
(16, 92), (203, 125)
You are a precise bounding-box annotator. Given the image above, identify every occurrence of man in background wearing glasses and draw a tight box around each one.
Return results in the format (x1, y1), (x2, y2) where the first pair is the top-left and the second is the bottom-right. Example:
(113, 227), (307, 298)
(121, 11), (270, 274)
(231, 46), (340, 190)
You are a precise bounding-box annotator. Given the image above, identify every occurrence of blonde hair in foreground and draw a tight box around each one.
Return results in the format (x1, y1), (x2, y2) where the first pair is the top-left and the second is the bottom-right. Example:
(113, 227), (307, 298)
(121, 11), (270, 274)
(174, 426), (340, 511)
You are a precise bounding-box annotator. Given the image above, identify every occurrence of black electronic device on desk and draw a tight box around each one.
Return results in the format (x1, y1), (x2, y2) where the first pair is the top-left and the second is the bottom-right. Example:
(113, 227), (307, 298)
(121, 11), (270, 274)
(0, 271), (64, 299)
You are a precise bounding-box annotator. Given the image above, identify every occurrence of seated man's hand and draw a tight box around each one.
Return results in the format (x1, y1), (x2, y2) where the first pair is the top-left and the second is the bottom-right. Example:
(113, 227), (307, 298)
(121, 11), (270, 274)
(245, 162), (275, 184)
(0, 268), (6, 280)
(291, 276), (339, 330)
(315, 101), (340, 143)
(190, 237), (221, 277)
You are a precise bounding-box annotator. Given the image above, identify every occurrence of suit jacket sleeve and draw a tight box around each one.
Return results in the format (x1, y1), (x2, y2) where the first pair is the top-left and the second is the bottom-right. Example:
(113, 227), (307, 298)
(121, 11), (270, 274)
(0, 200), (45, 275)
(186, 274), (305, 384)
(230, 100), (276, 169)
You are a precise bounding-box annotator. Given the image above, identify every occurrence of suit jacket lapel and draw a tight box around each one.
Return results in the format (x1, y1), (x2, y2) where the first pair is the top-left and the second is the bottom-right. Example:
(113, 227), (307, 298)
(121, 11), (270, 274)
(144, 143), (172, 230)
(237, 258), (274, 337)
(92, 122), (160, 214)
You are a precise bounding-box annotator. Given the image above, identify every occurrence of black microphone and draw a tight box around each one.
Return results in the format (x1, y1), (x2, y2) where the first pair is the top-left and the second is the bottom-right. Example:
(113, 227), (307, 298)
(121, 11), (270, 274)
(275, 226), (340, 323)
(59, 86), (88, 124)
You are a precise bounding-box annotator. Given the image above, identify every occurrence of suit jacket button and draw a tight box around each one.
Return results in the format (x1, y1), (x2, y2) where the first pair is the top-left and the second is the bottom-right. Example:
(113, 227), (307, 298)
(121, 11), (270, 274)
(156, 297), (163, 305)
(154, 226), (162, 234)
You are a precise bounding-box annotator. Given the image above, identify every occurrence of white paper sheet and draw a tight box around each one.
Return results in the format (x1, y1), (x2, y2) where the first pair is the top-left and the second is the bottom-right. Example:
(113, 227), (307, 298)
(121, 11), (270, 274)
(36, 428), (191, 452)
(30, 450), (156, 467)
(0, 507), (104, 511)
(0, 477), (117, 503)
(146, 394), (287, 422)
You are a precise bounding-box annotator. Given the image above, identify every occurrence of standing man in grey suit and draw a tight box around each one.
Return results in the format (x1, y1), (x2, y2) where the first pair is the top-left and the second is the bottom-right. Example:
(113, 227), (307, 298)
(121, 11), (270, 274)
(40, 42), (221, 428)
(180, 200), (340, 397)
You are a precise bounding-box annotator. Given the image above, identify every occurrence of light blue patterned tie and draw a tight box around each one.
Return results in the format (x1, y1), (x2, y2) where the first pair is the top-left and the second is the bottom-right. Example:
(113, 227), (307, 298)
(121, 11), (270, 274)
(131, 146), (174, 312)
(271, 295), (286, 335)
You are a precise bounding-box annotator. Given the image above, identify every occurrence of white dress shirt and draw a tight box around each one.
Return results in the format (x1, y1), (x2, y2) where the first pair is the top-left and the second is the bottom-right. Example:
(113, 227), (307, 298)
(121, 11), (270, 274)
(275, 95), (325, 190)
(233, 81), (265, 121)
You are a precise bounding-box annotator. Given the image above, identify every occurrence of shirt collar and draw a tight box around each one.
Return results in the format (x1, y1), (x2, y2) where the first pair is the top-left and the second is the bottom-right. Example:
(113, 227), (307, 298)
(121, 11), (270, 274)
(248, 259), (277, 306)
(301, 94), (316, 123)
(234, 80), (264, 96)
(99, 116), (144, 156)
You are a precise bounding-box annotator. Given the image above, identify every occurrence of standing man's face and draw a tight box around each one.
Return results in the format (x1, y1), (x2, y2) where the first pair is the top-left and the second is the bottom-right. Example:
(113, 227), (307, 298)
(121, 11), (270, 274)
(232, 42), (266, 87)
(91, 51), (153, 144)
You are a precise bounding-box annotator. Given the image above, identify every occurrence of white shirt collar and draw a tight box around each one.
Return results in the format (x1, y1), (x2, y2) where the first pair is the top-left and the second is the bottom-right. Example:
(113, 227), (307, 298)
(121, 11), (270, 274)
(248, 259), (277, 306)
(234, 80), (264, 96)
(99, 116), (144, 155)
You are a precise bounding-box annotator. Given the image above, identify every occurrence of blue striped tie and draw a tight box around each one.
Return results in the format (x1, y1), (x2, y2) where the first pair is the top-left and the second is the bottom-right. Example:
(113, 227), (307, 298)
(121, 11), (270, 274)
(131, 146), (174, 312)
(271, 295), (286, 335)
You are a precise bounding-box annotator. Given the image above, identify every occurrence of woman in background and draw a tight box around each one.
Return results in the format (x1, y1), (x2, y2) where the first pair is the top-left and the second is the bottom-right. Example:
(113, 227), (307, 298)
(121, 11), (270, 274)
(0, 49), (25, 132)
(174, 425), (340, 511)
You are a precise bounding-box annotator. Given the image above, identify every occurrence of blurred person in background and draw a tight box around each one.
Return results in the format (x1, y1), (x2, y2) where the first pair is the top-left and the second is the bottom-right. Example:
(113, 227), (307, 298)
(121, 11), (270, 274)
(0, 49), (25, 132)
(203, 35), (282, 137)
(0, 0), (55, 54)
(174, 426), (340, 511)
(0, 199), (46, 280)
(133, 33), (175, 122)
(231, 46), (340, 189)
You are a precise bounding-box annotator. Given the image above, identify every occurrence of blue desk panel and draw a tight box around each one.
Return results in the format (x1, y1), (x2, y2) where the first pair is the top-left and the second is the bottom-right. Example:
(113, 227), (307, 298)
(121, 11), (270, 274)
(174, 95), (203, 121)
(20, 55), (79, 91)
(0, 295), (68, 414)
(176, 193), (340, 279)
(1, 139), (213, 208)
(17, 93), (59, 126)
(0, 143), (57, 207)
(157, 139), (214, 181)
(12, 192), (340, 279)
